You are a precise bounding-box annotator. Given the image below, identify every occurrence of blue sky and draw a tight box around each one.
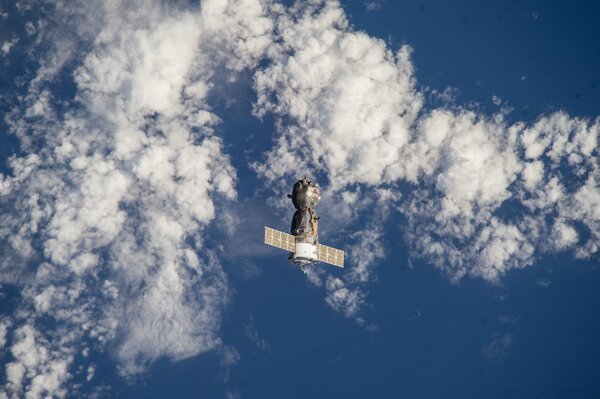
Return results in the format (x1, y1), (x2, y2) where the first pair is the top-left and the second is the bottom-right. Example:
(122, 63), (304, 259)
(1, 1), (599, 398)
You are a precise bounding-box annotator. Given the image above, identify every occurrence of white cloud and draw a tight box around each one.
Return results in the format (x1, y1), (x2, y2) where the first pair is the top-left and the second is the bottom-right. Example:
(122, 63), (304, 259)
(522, 160), (544, 189)
(364, 1), (381, 12)
(4, 325), (72, 399)
(253, 1), (422, 189)
(0, 0), (273, 396)
(2, 0), (598, 392)
(252, 0), (599, 317)
(521, 112), (598, 163)
(252, 0), (420, 321)
(1, 37), (19, 55)
(325, 276), (365, 318)
(0, 319), (9, 348)
(550, 220), (579, 251)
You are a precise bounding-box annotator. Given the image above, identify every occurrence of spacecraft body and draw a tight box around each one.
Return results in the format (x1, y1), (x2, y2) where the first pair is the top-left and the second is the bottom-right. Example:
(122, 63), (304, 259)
(289, 178), (321, 264)
(264, 178), (344, 270)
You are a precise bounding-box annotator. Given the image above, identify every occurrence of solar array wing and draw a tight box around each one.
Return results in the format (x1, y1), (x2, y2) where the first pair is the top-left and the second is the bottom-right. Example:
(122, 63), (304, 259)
(264, 226), (296, 252)
(316, 243), (344, 268)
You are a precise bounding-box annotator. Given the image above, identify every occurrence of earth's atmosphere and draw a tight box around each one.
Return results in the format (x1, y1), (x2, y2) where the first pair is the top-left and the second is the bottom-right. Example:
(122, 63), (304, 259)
(0, 0), (599, 398)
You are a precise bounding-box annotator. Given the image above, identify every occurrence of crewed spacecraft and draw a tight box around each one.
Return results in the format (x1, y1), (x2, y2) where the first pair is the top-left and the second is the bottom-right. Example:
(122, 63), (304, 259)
(264, 177), (344, 272)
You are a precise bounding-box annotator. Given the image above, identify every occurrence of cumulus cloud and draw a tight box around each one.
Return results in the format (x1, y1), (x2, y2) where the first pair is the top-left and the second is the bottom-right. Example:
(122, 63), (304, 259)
(3, 325), (72, 399)
(0, 0), (272, 396)
(253, 1), (421, 189)
(252, 0), (599, 317)
(1, 0), (598, 393)
(516, 112), (600, 258)
(252, 0), (420, 319)
(1, 37), (19, 56)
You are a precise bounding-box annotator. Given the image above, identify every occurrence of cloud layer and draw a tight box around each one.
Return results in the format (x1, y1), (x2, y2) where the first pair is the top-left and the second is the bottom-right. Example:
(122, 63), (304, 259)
(1, 0), (271, 396)
(0, 0), (598, 396)
(252, 0), (599, 317)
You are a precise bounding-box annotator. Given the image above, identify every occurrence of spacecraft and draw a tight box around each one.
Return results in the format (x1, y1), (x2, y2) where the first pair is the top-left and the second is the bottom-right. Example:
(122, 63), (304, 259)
(264, 177), (344, 272)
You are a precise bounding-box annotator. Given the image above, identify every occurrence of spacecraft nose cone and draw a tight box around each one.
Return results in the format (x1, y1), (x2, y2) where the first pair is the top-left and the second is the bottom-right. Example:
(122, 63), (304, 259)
(290, 178), (320, 210)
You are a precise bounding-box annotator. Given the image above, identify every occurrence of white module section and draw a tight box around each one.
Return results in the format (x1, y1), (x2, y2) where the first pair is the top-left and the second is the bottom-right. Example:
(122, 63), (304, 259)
(294, 242), (318, 261)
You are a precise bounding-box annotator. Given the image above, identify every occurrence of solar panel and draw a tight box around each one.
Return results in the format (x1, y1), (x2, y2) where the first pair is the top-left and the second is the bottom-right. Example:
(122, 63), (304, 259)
(265, 227), (344, 268)
(264, 226), (295, 252)
(316, 243), (344, 268)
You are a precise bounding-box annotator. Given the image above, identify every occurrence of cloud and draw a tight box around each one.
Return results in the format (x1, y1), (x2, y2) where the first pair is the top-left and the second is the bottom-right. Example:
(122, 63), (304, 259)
(324, 276), (366, 318)
(252, 0), (420, 320)
(219, 345), (240, 384)
(0, 319), (9, 349)
(253, 1), (421, 189)
(1, 37), (19, 56)
(244, 316), (270, 353)
(536, 278), (551, 288)
(482, 333), (513, 360)
(252, 0), (599, 318)
(401, 110), (532, 282)
(0, 0), (272, 396)
(364, 1), (381, 12)
(3, 325), (72, 399)
(1, 0), (598, 394)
